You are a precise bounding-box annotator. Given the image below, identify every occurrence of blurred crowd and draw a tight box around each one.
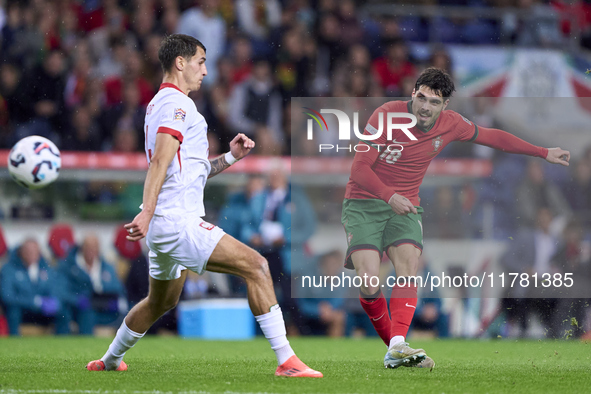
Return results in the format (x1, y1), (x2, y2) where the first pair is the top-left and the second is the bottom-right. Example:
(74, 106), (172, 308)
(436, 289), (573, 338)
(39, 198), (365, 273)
(1, 0), (591, 339)
(1, 0), (590, 154)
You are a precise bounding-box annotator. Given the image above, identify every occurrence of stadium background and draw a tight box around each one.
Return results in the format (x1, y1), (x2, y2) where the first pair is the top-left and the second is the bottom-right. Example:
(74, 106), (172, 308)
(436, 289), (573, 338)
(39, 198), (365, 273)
(0, 0), (590, 342)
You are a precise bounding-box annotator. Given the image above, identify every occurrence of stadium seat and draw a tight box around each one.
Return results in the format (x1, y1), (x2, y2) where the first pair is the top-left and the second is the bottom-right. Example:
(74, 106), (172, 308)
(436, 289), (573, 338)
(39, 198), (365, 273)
(48, 224), (75, 259)
(114, 225), (142, 260)
(0, 224), (7, 260)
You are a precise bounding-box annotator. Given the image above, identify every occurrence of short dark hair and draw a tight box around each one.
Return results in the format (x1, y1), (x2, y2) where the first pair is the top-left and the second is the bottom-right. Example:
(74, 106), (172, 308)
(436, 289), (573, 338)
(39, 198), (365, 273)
(414, 67), (455, 98)
(158, 34), (206, 73)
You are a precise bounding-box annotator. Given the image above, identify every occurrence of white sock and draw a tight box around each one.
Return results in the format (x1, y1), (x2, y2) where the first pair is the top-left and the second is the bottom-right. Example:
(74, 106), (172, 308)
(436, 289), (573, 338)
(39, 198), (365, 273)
(101, 320), (145, 370)
(389, 335), (405, 348)
(255, 305), (295, 365)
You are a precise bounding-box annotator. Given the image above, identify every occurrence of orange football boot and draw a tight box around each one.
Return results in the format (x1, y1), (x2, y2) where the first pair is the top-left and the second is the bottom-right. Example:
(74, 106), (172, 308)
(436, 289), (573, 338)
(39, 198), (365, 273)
(86, 360), (128, 371)
(275, 355), (323, 378)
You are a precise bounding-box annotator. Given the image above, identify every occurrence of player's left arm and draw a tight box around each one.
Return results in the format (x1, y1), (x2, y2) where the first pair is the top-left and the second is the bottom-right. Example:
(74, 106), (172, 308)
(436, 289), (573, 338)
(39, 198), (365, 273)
(208, 133), (255, 178)
(472, 126), (570, 166)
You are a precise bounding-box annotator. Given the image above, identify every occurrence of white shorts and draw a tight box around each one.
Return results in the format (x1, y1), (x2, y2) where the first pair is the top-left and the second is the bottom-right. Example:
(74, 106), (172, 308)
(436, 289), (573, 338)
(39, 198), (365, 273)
(146, 212), (225, 280)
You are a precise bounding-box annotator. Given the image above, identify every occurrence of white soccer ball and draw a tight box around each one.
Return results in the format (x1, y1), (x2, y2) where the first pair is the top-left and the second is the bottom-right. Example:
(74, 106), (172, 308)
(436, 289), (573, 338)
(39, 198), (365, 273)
(7, 136), (61, 189)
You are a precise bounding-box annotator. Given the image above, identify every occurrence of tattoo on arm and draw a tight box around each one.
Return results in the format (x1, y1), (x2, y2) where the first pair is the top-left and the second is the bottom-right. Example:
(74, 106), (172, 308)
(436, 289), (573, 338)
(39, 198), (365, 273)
(208, 155), (231, 178)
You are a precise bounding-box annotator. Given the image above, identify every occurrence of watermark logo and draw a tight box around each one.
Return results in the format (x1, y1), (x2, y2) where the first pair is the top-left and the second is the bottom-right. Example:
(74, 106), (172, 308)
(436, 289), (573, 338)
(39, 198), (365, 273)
(303, 108), (418, 153)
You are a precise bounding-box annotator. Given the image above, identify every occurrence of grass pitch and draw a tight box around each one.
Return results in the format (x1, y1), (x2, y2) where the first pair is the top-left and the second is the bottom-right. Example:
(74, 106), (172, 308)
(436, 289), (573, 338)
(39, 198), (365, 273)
(0, 337), (590, 393)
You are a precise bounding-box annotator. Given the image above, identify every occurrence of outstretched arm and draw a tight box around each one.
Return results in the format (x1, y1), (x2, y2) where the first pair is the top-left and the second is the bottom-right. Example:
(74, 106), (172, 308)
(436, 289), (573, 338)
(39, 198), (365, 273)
(208, 133), (255, 178)
(473, 126), (570, 166)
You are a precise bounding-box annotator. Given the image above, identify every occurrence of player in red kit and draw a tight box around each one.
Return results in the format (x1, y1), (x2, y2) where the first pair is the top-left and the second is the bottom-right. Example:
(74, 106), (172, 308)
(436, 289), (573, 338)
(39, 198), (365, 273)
(342, 68), (570, 369)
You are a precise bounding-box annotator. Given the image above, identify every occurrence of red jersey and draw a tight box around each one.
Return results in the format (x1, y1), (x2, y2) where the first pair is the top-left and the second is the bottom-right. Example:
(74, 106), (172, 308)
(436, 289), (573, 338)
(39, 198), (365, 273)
(345, 100), (548, 206)
(345, 100), (477, 206)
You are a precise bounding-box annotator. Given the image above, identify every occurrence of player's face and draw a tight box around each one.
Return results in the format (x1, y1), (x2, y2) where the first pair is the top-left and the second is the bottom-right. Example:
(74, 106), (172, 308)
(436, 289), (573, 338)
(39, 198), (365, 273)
(411, 86), (449, 129)
(184, 47), (207, 91)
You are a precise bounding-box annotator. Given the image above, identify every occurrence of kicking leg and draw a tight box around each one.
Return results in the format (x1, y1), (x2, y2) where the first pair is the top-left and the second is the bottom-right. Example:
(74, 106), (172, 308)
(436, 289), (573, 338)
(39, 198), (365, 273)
(87, 271), (187, 371)
(207, 234), (322, 378)
(386, 244), (420, 345)
(383, 244), (432, 369)
(351, 250), (392, 346)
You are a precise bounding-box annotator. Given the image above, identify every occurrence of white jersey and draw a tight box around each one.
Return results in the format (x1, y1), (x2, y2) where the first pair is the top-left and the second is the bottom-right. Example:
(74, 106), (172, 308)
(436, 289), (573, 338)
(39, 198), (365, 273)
(143, 83), (211, 217)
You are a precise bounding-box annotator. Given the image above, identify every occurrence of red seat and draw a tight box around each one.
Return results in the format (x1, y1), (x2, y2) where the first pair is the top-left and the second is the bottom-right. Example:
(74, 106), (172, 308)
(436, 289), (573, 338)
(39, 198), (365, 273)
(48, 224), (75, 259)
(0, 224), (7, 259)
(114, 225), (142, 260)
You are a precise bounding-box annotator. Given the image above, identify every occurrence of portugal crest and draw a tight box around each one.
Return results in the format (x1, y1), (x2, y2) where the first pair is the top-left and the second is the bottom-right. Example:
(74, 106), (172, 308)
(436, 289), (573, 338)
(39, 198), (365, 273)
(432, 136), (443, 152)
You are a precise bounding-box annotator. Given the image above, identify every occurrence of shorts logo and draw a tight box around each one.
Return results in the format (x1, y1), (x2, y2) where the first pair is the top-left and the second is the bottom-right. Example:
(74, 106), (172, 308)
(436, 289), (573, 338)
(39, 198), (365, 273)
(200, 221), (215, 231)
(174, 108), (186, 122)
(347, 232), (353, 246)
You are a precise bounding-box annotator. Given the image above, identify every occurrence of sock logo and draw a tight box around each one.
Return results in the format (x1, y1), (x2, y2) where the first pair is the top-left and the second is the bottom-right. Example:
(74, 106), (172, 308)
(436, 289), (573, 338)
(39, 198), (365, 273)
(405, 303), (416, 309)
(372, 313), (386, 321)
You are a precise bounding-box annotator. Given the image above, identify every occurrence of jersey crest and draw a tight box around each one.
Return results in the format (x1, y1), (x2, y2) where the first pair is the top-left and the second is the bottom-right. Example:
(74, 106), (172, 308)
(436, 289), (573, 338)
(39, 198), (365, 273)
(431, 136), (443, 152)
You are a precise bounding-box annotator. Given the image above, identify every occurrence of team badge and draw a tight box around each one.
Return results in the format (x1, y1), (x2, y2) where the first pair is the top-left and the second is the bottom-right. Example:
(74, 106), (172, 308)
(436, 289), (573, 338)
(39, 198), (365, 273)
(347, 232), (353, 246)
(432, 136), (443, 152)
(174, 108), (186, 122)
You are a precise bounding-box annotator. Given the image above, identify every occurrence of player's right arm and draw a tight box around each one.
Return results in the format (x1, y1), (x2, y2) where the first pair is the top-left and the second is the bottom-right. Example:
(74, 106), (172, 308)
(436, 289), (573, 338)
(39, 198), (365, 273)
(350, 143), (417, 215)
(125, 133), (180, 241)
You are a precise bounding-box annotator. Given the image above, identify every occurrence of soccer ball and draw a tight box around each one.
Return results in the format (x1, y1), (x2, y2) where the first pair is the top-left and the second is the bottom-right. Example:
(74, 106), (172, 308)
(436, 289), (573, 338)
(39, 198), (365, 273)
(7, 136), (61, 189)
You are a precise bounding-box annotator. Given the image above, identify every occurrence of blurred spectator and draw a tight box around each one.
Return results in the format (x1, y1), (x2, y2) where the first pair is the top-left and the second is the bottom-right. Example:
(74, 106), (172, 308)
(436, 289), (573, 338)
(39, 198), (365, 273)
(16, 49), (67, 144)
(276, 28), (312, 100)
(500, 207), (559, 338)
(100, 81), (146, 151)
(516, 160), (571, 229)
(129, 2), (157, 51)
(58, 234), (126, 335)
(218, 174), (266, 295)
(142, 34), (166, 91)
(502, 0), (563, 47)
(0, 239), (68, 335)
(298, 250), (347, 337)
(0, 63), (28, 148)
(372, 39), (416, 96)
(177, 0), (227, 85)
(235, 0), (282, 57)
(410, 258), (449, 338)
(550, 220), (591, 339)
(112, 127), (139, 153)
(315, 12), (346, 85)
(428, 47), (453, 75)
(61, 106), (102, 151)
(94, 34), (128, 80)
(564, 160), (591, 226)
(230, 35), (253, 85)
(228, 59), (283, 145)
(103, 49), (154, 108)
(64, 51), (93, 109)
(336, 0), (364, 48)
(240, 163), (316, 329)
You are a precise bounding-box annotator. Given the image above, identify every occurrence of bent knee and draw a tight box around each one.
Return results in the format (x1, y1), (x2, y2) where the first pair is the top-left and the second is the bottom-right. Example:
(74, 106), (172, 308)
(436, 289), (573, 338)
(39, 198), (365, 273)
(243, 253), (271, 282)
(147, 296), (179, 315)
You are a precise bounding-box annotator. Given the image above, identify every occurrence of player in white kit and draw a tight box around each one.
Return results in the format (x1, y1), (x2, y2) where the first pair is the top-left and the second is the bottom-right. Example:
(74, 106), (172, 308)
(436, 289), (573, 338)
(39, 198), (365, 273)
(86, 34), (322, 378)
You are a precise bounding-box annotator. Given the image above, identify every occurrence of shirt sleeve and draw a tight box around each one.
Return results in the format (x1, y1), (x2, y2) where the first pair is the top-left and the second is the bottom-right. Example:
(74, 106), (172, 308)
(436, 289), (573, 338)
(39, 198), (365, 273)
(156, 102), (189, 144)
(453, 112), (479, 142)
(472, 126), (548, 158)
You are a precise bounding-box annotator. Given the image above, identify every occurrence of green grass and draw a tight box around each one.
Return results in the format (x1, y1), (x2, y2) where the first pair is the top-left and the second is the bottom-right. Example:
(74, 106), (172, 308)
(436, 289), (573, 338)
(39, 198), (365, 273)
(1, 337), (590, 393)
